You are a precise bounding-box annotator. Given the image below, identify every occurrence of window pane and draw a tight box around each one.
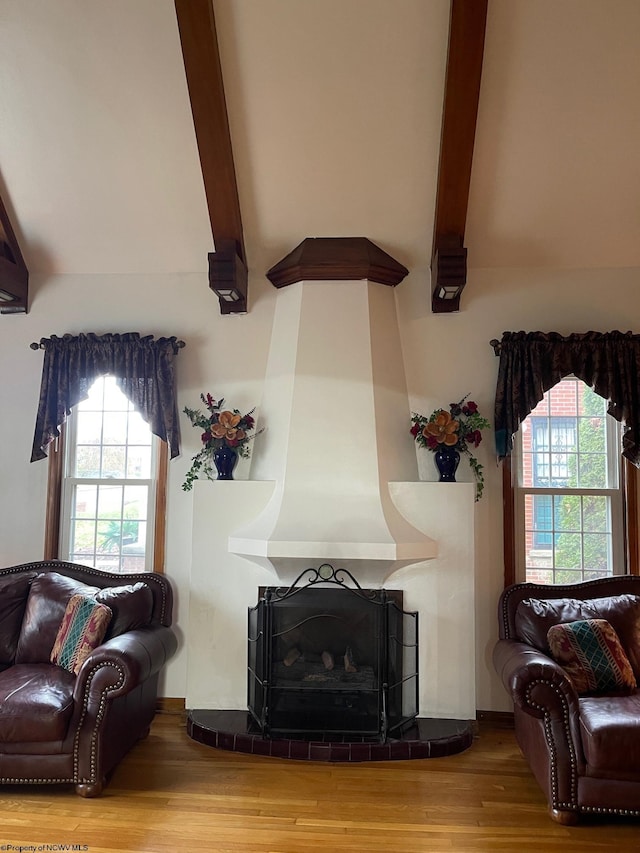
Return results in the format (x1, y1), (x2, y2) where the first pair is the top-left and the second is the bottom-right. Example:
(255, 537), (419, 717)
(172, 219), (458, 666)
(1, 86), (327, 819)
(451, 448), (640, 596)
(533, 494), (553, 551)
(94, 554), (123, 573)
(71, 519), (96, 556)
(97, 519), (122, 554)
(63, 376), (156, 573)
(583, 533), (609, 572)
(101, 446), (126, 479)
(583, 495), (608, 532)
(549, 379), (577, 414)
(124, 485), (148, 519)
(103, 412), (128, 445)
(97, 484), (123, 518)
(75, 446), (101, 478)
(554, 532), (582, 569)
(519, 376), (620, 584)
(579, 414), (605, 454)
(128, 411), (152, 445)
(578, 453), (607, 489)
(73, 484), (97, 518)
(524, 494), (553, 573)
(554, 570), (583, 585)
(555, 494), (580, 531)
(126, 445), (151, 479)
(79, 379), (105, 411)
(76, 411), (102, 445)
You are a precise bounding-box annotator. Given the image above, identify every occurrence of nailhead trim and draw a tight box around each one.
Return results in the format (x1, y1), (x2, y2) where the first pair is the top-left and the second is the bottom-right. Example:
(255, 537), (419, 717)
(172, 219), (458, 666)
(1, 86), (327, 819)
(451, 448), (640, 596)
(0, 776), (74, 785)
(73, 660), (126, 784)
(500, 577), (640, 639)
(0, 561), (170, 624)
(525, 678), (579, 810)
(581, 805), (640, 816)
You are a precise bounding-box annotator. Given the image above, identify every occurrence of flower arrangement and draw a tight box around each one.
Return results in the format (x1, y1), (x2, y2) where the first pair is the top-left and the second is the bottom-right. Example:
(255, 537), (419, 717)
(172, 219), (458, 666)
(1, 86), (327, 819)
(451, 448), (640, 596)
(182, 393), (262, 491)
(410, 396), (491, 500)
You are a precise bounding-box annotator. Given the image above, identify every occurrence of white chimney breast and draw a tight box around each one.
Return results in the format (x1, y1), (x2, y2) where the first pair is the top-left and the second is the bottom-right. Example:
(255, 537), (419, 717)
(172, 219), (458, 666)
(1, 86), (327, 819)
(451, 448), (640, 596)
(229, 278), (437, 579)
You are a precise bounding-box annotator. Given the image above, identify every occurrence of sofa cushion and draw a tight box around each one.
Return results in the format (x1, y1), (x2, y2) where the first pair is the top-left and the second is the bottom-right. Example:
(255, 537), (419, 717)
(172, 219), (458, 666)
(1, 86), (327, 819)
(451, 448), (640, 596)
(579, 693), (640, 779)
(547, 618), (637, 694)
(95, 582), (153, 639)
(15, 572), (99, 664)
(590, 594), (640, 681)
(515, 593), (640, 658)
(0, 663), (75, 742)
(515, 597), (599, 651)
(51, 594), (112, 675)
(0, 572), (37, 665)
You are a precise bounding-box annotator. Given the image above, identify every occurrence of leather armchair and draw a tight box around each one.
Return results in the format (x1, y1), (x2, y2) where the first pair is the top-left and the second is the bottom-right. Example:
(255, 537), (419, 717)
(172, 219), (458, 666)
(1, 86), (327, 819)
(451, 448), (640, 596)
(0, 560), (177, 796)
(493, 576), (640, 823)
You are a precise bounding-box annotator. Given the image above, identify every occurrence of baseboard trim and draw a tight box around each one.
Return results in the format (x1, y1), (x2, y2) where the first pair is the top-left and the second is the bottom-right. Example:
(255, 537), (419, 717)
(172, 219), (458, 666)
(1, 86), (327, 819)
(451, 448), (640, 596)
(157, 697), (186, 716)
(476, 709), (514, 728)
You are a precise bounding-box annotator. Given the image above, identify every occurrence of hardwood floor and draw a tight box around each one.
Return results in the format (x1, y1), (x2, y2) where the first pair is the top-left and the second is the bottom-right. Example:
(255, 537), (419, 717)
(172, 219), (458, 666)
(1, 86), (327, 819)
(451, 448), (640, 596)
(0, 714), (637, 852)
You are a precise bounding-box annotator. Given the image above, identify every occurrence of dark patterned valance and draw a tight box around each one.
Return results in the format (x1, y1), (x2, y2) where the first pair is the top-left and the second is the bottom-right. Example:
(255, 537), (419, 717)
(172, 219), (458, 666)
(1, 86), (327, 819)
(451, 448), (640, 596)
(31, 333), (184, 462)
(493, 331), (640, 465)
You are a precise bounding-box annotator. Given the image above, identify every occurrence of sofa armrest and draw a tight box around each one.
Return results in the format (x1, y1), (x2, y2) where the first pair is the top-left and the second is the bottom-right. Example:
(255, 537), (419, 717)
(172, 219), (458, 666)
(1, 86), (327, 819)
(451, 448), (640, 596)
(494, 638), (587, 811)
(70, 625), (177, 791)
(493, 638), (580, 720)
(73, 625), (178, 702)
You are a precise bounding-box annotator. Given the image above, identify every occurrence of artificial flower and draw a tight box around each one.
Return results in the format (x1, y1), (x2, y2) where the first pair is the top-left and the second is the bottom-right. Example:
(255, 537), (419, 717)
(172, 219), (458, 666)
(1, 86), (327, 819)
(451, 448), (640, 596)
(410, 395), (491, 501)
(424, 411), (459, 446)
(182, 394), (263, 491)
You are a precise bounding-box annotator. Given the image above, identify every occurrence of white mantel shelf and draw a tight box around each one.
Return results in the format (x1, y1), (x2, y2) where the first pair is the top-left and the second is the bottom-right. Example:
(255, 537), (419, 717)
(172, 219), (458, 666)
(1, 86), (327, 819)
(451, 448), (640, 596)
(187, 479), (476, 720)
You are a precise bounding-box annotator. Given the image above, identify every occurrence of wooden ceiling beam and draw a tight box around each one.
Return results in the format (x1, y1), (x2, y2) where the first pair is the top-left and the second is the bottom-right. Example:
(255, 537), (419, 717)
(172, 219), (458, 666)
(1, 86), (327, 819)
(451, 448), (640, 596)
(431, 0), (488, 313)
(0, 192), (28, 314)
(174, 0), (247, 314)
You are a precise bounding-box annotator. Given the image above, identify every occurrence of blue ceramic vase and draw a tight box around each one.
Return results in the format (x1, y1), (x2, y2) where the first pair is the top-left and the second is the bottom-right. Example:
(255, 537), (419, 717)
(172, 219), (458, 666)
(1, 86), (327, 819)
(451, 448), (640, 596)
(434, 446), (460, 482)
(213, 444), (238, 480)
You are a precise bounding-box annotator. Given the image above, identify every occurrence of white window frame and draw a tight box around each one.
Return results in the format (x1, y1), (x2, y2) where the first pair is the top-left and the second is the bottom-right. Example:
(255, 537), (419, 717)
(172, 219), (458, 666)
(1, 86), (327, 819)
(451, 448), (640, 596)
(59, 376), (159, 574)
(513, 379), (625, 583)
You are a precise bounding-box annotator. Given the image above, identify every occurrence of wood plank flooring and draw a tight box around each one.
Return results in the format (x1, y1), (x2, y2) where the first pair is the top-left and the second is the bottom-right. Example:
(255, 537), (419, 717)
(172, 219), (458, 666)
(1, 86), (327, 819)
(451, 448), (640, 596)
(0, 714), (637, 852)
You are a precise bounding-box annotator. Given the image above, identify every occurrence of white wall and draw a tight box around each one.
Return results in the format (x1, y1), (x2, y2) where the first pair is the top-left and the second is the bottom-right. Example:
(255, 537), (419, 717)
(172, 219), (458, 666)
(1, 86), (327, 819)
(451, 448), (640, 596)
(0, 269), (275, 698)
(397, 263), (640, 711)
(2, 261), (639, 710)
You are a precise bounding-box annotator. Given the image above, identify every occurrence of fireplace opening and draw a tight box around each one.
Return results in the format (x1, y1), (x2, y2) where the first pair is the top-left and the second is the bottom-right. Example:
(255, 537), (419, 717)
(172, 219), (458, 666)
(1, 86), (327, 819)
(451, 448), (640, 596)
(247, 564), (418, 740)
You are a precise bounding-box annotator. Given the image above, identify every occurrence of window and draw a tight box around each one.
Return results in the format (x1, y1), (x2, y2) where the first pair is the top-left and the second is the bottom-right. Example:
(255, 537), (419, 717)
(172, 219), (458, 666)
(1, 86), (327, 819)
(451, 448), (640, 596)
(55, 376), (165, 574)
(515, 377), (624, 584)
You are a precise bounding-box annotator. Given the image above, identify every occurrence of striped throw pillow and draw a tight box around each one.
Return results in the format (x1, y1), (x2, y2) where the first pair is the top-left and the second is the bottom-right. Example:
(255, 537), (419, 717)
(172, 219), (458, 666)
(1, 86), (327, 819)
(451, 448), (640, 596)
(547, 618), (636, 694)
(50, 594), (112, 675)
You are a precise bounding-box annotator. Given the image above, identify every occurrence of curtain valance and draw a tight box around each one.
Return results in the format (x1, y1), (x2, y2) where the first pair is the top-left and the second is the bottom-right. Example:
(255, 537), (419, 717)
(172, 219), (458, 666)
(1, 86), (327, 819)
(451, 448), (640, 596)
(493, 330), (640, 465)
(31, 332), (184, 462)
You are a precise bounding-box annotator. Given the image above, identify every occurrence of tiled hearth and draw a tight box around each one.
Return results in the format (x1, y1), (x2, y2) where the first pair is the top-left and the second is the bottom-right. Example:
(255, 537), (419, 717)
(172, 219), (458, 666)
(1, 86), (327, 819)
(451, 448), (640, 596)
(187, 710), (474, 762)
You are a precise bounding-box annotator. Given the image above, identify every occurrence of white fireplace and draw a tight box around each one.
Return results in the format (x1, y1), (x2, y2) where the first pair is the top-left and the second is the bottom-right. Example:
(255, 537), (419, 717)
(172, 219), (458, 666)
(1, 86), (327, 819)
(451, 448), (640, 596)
(188, 478), (475, 718)
(187, 244), (476, 722)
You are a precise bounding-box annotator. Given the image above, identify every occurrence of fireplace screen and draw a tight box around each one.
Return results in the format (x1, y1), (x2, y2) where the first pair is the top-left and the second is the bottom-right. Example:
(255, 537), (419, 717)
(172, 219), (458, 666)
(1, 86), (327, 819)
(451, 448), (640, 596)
(247, 565), (418, 740)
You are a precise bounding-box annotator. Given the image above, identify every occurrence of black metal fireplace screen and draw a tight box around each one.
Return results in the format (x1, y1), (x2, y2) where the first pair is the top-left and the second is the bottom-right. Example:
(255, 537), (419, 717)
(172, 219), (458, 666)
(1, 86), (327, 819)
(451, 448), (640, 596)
(247, 564), (419, 740)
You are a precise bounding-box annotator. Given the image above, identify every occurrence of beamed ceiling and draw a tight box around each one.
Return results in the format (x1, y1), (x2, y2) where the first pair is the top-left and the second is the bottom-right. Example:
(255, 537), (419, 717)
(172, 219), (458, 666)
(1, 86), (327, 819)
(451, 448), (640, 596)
(1, 0), (639, 312)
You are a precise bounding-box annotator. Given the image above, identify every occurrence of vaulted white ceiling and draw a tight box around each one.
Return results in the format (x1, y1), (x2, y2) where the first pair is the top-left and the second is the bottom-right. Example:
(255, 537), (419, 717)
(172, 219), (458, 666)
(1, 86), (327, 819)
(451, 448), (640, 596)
(1, 0), (639, 284)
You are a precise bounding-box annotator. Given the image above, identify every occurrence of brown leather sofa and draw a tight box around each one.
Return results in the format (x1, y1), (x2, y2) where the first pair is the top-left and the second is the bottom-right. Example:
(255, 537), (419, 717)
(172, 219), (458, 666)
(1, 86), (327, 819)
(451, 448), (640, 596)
(493, 576), (640, 823)
(0, 560), (177, 796)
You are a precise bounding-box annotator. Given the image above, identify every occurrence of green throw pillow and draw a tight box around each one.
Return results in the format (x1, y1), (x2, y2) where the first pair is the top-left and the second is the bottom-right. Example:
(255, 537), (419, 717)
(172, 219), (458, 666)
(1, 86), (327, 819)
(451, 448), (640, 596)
(547, 618), (636, 695)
